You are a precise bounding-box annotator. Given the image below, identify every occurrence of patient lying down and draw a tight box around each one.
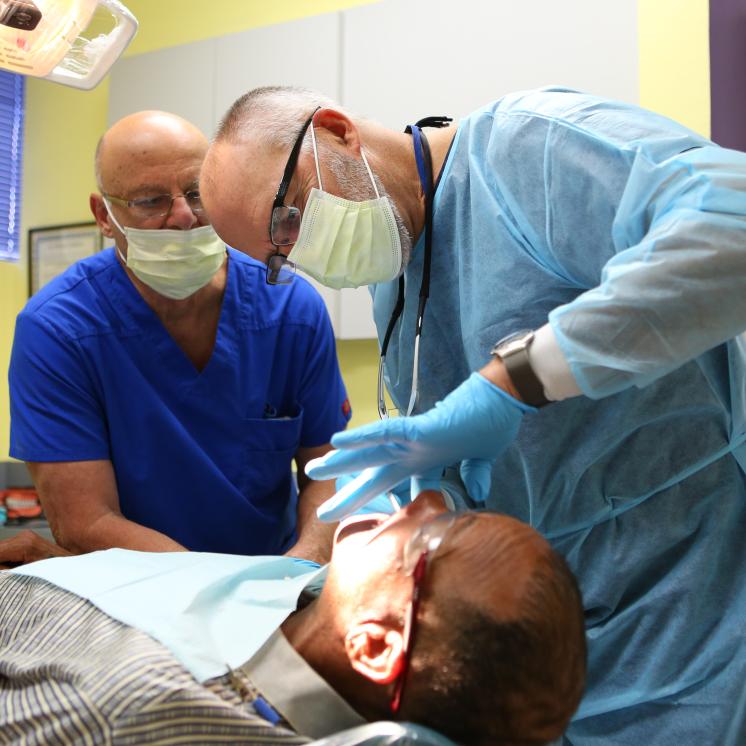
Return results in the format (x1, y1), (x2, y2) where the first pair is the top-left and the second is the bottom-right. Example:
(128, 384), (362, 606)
(0, 492), (586, 745)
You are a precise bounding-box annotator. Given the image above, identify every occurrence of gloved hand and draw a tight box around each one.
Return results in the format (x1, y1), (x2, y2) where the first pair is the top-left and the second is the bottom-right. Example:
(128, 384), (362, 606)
(333, 473), (413, 514)
(308, 373), (536, 522)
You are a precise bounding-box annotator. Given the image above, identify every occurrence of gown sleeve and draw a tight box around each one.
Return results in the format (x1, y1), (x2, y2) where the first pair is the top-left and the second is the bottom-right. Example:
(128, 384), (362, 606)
(549, 143), (746, 398)
(486, 91), (746, 399)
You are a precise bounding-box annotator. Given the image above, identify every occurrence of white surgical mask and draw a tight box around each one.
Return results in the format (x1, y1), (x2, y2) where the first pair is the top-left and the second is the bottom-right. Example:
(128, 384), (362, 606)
(105, 201), (226, 300)
(287, 126), (402, 290)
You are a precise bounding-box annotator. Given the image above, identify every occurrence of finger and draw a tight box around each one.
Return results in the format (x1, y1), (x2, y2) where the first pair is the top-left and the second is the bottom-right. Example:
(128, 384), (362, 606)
(331, 418), (408, 450)
(316, 466), (408, 522)
(335, 473), (359, 492)
(411, 468), (444, 500)
(460, 458), (494, 503)
(305, 444), (405, 480)
(0, 536), (22, 564)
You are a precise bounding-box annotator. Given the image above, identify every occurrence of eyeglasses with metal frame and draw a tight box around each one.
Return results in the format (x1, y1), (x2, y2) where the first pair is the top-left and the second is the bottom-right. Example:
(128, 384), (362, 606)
(103, 189), (204, 220)
(390, 512), (457, 714)
(265, 106), (321, 285)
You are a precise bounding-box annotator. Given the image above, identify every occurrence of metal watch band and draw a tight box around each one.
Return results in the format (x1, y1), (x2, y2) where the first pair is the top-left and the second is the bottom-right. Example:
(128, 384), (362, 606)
(491, 333), (549, 407)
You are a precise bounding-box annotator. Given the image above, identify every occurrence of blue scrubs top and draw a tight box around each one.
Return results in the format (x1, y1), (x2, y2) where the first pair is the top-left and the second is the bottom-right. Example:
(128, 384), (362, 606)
(373, 89), (746, 742)
(10, 248), (351, 554)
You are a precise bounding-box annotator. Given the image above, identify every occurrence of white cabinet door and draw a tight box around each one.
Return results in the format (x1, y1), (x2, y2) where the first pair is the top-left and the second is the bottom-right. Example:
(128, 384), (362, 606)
(296, 277), (377, 340)
(107, 37), (217, 137)
(213, 13), (341, 133)
(338, 287), (377, 339)
(108, 12), (342, 139)
(341, 0), (639, 130)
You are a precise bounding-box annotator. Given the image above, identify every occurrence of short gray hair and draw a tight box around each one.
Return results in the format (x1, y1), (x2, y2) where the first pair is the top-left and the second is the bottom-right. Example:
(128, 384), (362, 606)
(214, 85), (343, 151)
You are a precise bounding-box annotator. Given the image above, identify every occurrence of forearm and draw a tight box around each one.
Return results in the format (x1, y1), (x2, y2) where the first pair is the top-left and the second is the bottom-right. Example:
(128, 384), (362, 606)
(29, 460), (187, 554)
(287, 477), (337, 564)
(481, 327), (582, 404)
(58, 511), (186, 553)
(480, 356), (523, 399)
(549, 146), (746, 399)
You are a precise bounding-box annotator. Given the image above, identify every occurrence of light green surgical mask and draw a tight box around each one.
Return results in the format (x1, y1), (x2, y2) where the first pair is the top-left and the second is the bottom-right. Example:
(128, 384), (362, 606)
(105, 201), (226, 300)
(286, 126), (402, 290)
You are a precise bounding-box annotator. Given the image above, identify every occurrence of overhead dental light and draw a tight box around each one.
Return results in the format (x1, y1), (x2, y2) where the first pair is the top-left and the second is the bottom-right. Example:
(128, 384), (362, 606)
(0, 0), (137, 90)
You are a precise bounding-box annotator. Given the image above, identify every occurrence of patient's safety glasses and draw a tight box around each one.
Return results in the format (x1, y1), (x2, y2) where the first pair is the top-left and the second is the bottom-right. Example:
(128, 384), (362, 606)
(266, 106), (321, 285)
(391, 513), (457, 714)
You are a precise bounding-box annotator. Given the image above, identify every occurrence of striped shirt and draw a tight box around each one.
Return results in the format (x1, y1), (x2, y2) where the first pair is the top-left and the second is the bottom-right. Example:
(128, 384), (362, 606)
(0, 573), (311, 745)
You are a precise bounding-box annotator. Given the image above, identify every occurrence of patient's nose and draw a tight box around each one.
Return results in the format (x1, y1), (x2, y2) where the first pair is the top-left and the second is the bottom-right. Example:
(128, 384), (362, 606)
(406, 490), (449, 519)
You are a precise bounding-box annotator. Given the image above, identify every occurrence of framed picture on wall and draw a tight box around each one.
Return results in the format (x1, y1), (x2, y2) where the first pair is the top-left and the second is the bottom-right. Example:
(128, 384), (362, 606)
(28, 222), (102, 296)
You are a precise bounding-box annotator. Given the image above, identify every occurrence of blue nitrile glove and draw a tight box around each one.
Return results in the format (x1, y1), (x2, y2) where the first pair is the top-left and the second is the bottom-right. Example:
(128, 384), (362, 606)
(309, 373), (536, 522)
(334, 474), (413, 515)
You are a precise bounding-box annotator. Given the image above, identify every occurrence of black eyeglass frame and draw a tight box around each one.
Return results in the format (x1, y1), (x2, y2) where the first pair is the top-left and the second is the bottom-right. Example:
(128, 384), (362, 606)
(266, 106), (321, 285)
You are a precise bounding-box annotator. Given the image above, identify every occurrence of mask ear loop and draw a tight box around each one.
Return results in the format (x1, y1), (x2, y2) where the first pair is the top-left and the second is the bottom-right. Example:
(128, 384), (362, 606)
(102, 197), (127, 235)
(309, 118), (381, 200)
(359, 148), (381, 199)
(309, 121), (324, 191)
(102, 197), (130, 265)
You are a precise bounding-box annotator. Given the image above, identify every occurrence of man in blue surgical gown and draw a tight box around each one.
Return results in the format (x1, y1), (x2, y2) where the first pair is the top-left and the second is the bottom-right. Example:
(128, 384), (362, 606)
(201, 86), (746, 743)
(9, 110), (351, 563)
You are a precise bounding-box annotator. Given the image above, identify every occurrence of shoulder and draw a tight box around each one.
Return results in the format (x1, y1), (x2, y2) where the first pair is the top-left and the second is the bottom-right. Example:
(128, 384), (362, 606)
(463, 87), (709, 158)
(228, 248), (329, 329)
(19, 249), (120, 341)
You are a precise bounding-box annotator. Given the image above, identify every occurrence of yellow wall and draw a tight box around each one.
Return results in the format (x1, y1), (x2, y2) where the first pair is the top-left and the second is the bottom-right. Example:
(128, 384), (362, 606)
(336, 339), (380, 429)
(638, 0), (710, 137)
(123, 0), (375, 57)
(0, 79), (109, 460)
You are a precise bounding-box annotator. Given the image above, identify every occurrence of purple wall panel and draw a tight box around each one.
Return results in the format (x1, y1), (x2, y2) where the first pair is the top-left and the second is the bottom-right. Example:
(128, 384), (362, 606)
(710, 0), (746, 151)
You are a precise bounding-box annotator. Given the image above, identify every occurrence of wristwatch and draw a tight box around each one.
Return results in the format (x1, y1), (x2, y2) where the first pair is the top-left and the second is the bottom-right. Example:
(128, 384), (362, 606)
(490, 330), (549, 407)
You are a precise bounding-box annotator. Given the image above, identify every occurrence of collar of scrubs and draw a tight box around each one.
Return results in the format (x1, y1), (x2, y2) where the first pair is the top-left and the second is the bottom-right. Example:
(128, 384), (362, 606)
(13, 549), (326, 682)
(241, 628), (365, 739)
(105, 246), (238, 383)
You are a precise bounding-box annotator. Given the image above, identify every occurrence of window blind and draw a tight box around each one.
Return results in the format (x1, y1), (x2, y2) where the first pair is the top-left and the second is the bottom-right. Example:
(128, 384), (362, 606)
(0, 70), (25, 262)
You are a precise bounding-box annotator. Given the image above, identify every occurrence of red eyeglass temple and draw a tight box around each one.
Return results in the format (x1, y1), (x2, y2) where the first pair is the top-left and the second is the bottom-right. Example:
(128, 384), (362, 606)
(390, 550), (430, 714)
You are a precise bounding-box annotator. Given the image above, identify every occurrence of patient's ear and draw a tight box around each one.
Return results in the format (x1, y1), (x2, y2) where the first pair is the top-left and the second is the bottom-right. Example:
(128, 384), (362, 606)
(344, 622), (405, 684)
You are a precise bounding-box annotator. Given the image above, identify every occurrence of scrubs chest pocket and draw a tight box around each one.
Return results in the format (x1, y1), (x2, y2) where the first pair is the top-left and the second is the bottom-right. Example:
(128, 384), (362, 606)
(241, 406), (304, 502)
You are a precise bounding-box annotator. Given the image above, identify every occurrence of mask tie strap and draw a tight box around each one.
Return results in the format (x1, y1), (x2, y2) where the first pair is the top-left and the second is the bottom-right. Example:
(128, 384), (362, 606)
(359, 148), (381, 199)
(102, 197), (129, 265)
(102, 197), (127, 235)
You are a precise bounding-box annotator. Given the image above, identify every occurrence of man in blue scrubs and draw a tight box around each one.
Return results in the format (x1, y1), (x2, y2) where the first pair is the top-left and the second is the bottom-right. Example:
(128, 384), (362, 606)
(200, 87), (746, 743)
(9, 110), (351, 562)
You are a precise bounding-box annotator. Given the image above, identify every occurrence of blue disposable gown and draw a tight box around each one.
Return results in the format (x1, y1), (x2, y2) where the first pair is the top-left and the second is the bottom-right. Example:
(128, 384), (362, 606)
(10, 248), (350, 554)
(372, 89), (746, 743)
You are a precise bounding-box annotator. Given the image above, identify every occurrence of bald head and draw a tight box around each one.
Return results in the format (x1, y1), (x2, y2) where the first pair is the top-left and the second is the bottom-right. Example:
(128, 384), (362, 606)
(95, 111), (208, 193)
(90, 111), (211, 249)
